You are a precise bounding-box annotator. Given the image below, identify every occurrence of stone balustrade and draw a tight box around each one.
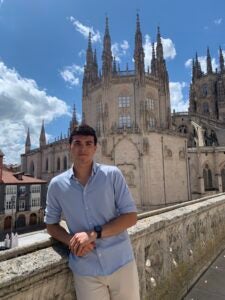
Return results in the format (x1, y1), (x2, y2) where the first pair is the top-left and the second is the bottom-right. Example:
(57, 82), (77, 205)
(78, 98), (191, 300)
(1, 193), (225, 300)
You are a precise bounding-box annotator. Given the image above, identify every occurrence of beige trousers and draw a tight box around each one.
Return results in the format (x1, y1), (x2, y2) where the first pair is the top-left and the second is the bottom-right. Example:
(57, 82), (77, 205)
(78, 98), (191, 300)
(73, 260), (140, 300)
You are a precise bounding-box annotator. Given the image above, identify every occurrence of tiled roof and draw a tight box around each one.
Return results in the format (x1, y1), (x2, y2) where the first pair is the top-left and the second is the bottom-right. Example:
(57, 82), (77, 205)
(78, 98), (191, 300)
(1, 169), (46, 184)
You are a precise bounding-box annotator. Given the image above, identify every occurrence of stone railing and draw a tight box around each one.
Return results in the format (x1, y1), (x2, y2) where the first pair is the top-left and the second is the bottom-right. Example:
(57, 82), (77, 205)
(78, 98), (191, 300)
(1, 193), (225, 300)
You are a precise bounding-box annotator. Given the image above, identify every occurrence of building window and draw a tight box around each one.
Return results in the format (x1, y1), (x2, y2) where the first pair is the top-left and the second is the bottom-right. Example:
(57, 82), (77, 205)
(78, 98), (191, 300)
(6, 185), (17, 195)
(31, 197), (40, 207)
(18, 186), (26, 197)
(96, 101), (103, 113)
(57, 157), (60, 171)
(203, 102), (209, 114)
(148, 117), (156, 128)
(63, 156), (67, 170)
(31, 185), (41, 193)
(119, 115), (131, 128)
(146, 98), (154, 110)
(118, 96), (130, 108)
(202, 84), (208, 97)
(19, 200), (25, 211)
(203, 166), (213, 190)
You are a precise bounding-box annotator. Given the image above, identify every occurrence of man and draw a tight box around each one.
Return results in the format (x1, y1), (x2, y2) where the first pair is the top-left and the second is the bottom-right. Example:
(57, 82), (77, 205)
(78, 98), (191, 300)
(45, 124), (140, 300)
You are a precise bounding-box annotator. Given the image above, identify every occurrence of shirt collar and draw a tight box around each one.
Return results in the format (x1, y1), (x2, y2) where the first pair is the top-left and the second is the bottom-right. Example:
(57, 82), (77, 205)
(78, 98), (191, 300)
(68, 161), (98, 179)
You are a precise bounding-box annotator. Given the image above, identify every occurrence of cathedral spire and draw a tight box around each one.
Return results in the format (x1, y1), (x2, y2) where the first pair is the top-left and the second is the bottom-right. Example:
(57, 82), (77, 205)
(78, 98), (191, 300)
(192, 58), (196, 82)
(86, 32), (93, 66)
(151, 42), (157, 76)
(92, 49), (99, 82)
(134, 13), (145, 82)
(39, 120), (46, 148)
(195, 52), (203, 78)
(206, 47), (213, 74)
(156, 26), (164, 61)
(102, 16), (113, 80)
(83, 32), (94, 86)
(219, 46), (224, 73)
(69, 104), (78, 133)
(25, 128), (31, 153)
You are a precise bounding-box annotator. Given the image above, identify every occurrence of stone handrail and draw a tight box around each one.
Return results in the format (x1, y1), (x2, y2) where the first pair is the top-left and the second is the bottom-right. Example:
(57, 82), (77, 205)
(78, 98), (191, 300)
(1, 193), (225, 299)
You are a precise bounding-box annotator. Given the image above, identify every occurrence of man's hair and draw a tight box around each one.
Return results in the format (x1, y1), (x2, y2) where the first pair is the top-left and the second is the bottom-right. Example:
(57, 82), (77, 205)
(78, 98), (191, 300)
(69, 124), (97, 145)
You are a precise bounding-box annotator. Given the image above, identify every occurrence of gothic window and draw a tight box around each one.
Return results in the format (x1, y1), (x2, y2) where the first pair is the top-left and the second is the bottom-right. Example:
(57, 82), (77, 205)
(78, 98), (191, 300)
(63, 156), (67, 170)
(45, 158), (48, 172)
(203, 165), (213, 190)
(118, 96), (130, 108)
(119, 115), (131, 128)
(202, 84), (208, 97)
(146, 98), (154, 110)
(148, 117), (156, 128)
(203, 102), (209, 114)
(57, 157), (61, 171)
(96, 98), (103, 115)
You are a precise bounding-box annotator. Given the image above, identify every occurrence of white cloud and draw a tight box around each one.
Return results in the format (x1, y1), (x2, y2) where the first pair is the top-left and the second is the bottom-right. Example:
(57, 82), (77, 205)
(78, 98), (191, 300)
(143, 34), (153, 69)
(111, 40), (130, 62)
(69, 17), (101, 43)
(161, 37), (176, 60)
(169, 82), (189, 112)
(143, 34), (176, 70)
(0, 61), (69, 163)
(120, 40), (129, 53)
(60, 64), (84, 87)
(214, 18), (222, 25)
(78, 49), (86, 57)
(185, 56), (218, 73)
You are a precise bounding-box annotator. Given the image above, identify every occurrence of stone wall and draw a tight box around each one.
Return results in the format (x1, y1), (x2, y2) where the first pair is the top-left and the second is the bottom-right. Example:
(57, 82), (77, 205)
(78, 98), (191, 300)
(1, 194), (225, 300)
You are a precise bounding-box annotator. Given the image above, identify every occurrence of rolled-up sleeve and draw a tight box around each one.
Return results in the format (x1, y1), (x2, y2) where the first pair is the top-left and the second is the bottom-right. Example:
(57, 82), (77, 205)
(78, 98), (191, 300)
(44, 179), (62, 224)
(113, 167), (137, 214)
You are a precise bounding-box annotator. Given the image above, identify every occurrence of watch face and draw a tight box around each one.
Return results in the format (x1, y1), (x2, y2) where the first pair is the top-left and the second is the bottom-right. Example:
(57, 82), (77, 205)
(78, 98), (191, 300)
(94, 225), (102, 238)
(95, 225), (102, 232)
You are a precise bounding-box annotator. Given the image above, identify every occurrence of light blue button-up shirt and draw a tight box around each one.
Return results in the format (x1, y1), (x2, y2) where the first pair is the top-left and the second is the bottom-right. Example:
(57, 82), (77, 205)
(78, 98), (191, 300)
(45, 162), (137, 276)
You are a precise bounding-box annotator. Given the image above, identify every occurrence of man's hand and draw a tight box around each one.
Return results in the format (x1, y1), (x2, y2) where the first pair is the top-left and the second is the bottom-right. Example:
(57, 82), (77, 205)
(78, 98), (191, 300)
(69, 231), (96, 256)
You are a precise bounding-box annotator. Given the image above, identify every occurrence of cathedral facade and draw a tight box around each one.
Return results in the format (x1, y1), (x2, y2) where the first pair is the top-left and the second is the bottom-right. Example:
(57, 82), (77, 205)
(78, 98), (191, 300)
(172, 47), (225, 197)
(21, 15), (225, 209)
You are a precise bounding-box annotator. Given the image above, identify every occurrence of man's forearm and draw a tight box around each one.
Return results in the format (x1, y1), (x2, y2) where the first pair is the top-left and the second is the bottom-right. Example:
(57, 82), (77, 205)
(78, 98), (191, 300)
(100, 212), (137, 238)
(46, 223), (72, 246)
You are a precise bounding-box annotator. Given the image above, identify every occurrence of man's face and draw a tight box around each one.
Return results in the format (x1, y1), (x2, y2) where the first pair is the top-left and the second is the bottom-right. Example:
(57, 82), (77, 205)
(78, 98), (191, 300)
(70, 135), (97, 165)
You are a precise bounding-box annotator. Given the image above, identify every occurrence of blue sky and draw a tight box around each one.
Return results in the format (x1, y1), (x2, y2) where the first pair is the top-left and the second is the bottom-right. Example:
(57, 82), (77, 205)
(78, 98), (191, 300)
(0, 0), (225, 163)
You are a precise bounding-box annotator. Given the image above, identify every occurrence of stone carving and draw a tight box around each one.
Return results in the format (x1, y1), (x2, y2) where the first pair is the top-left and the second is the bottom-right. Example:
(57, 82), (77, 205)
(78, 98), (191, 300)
(204, 128), (219, 146)
(164, 146), (172, 158)
(179, 149), (185, 159)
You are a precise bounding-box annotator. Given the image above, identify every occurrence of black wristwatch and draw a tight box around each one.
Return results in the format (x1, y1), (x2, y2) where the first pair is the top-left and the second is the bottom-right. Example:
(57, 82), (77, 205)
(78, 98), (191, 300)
(94, 225), (102, 239)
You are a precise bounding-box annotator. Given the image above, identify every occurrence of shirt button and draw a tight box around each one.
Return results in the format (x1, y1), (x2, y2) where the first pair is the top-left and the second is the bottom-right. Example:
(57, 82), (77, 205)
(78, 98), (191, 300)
(98, 253), (102, 257)
(86, 207), (88, 210)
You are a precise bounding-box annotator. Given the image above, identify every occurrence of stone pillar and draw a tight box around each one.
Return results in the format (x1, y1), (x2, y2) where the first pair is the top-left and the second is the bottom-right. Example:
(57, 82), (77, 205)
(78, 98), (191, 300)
(199, 177), (205, 194)
(217, 174), (223, 192)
